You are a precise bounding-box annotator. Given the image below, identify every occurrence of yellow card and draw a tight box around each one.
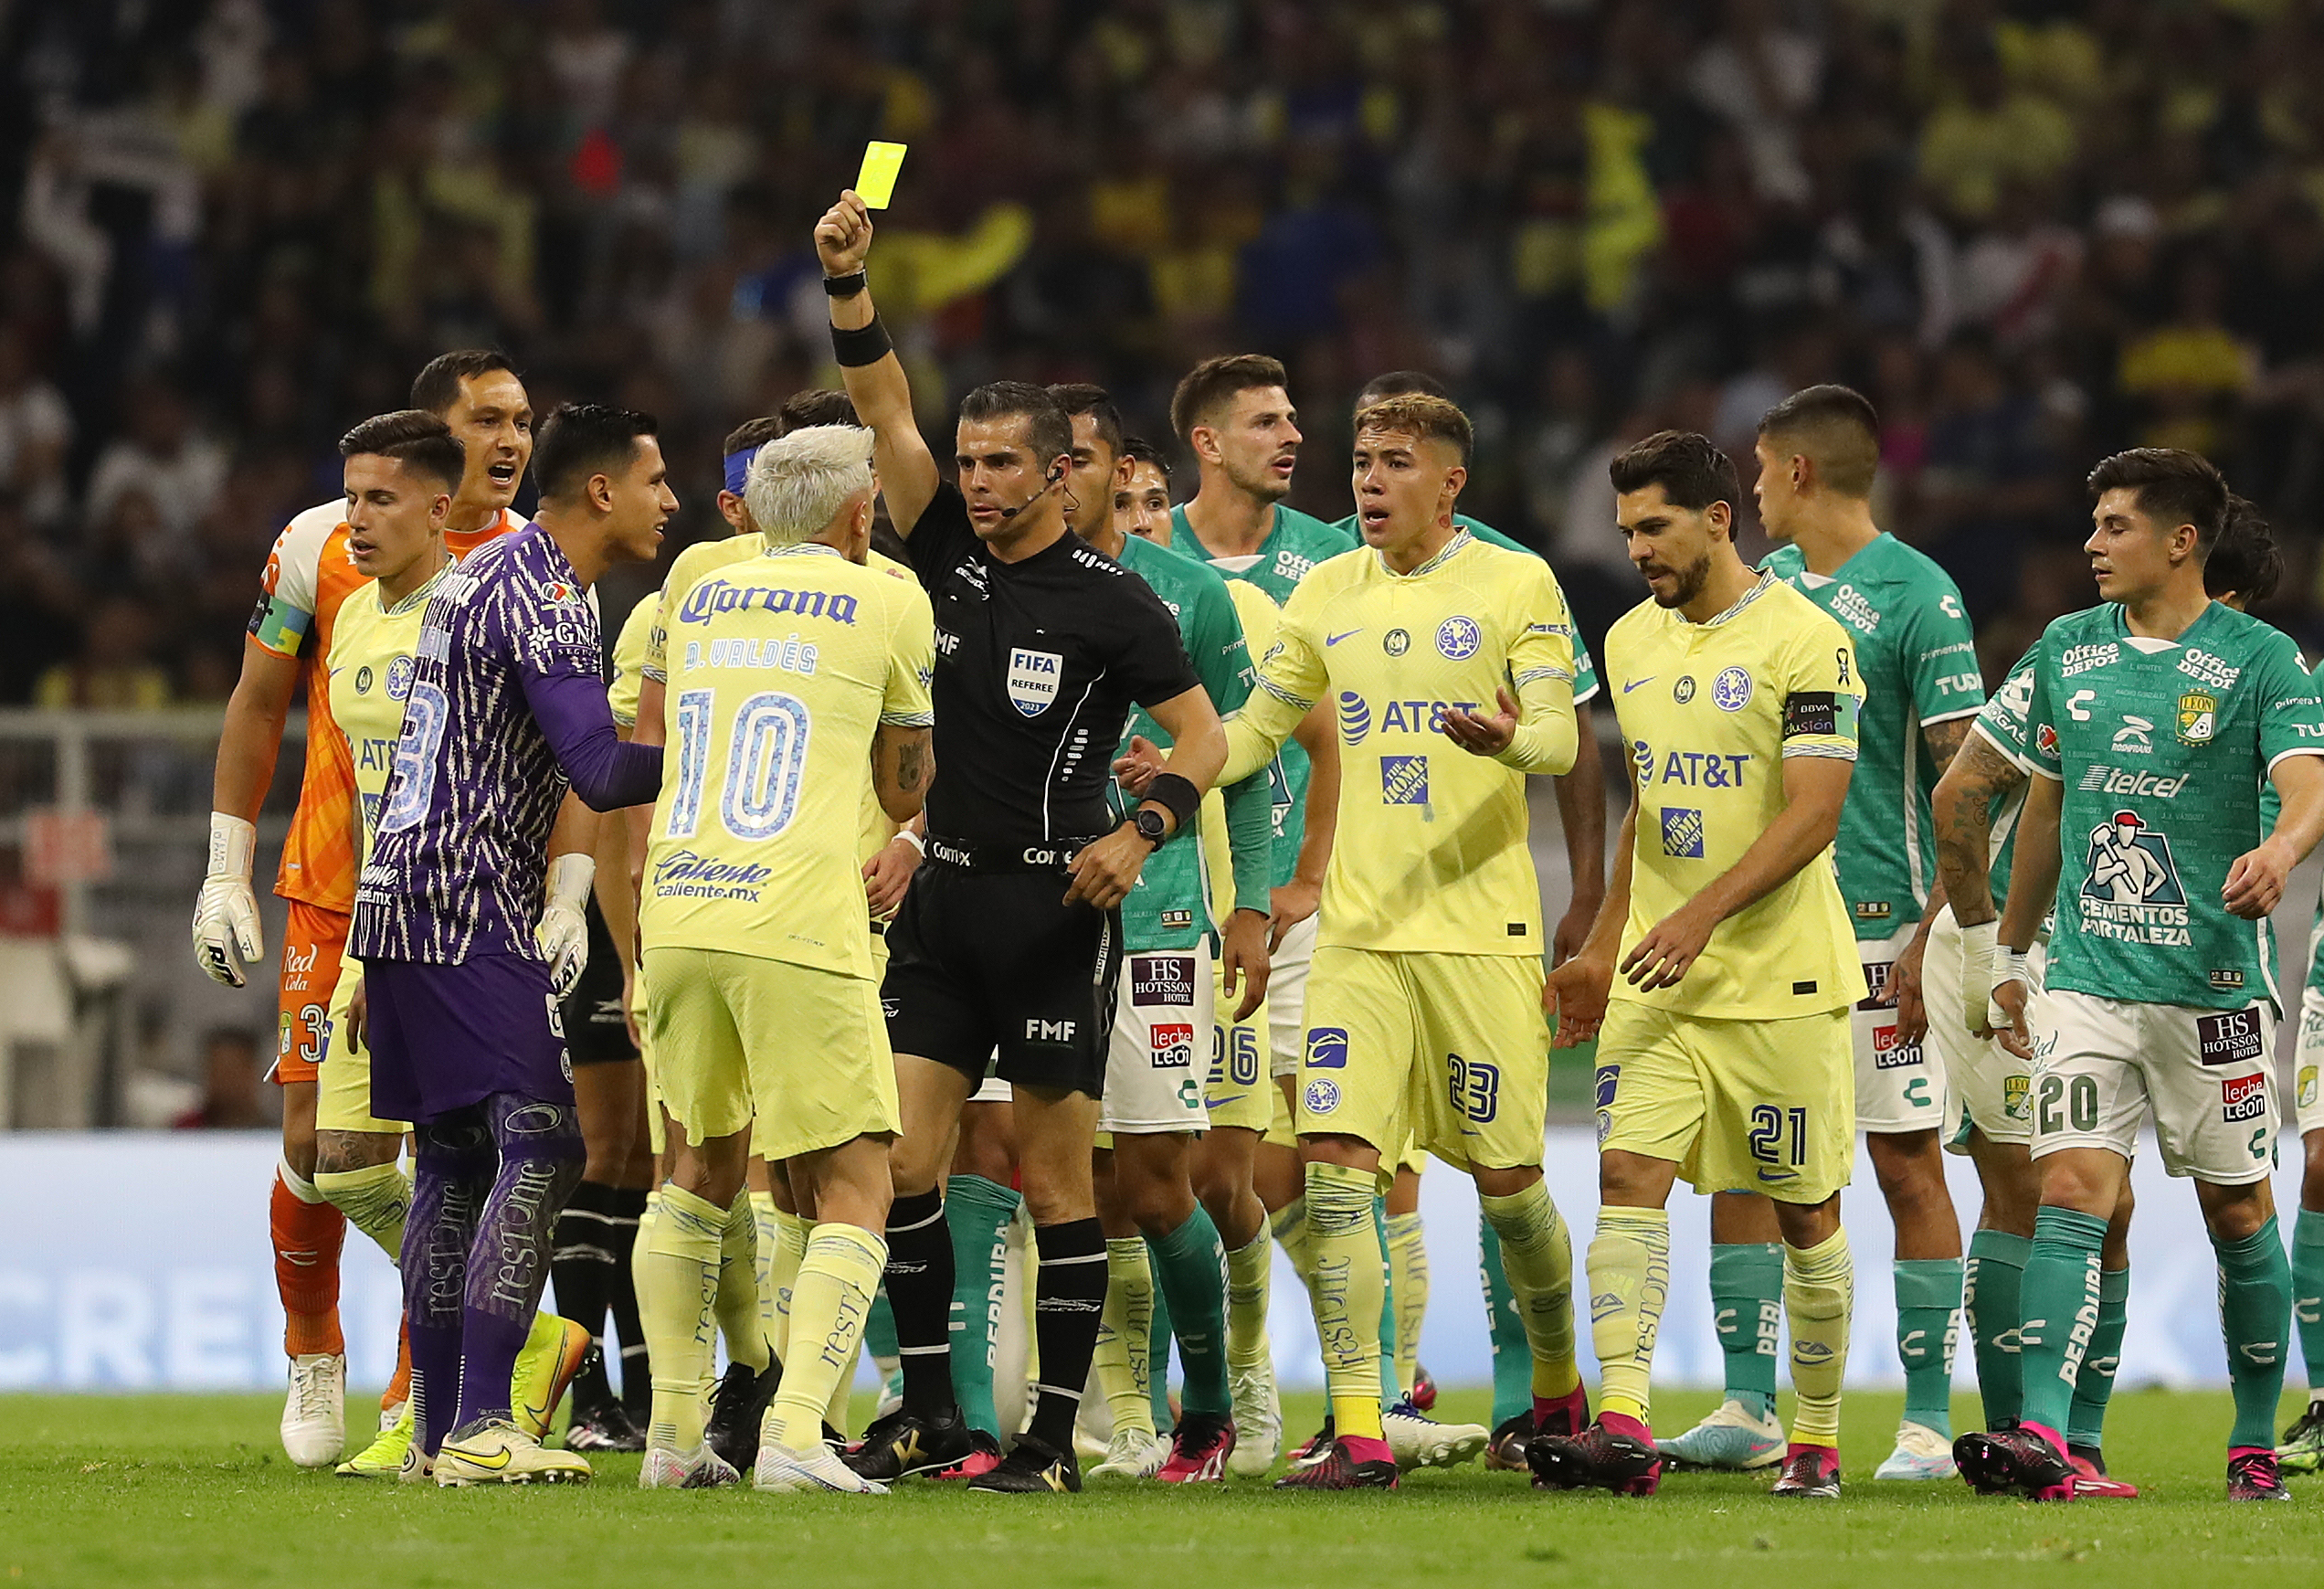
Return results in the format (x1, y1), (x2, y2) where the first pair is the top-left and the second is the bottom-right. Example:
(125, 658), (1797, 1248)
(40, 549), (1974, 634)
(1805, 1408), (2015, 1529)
(856, 142), (907, 209)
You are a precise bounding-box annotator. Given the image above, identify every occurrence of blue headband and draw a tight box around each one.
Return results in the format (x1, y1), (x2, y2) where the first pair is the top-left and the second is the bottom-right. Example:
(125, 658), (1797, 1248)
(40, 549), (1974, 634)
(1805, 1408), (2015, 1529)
(723, 449), (754, 497)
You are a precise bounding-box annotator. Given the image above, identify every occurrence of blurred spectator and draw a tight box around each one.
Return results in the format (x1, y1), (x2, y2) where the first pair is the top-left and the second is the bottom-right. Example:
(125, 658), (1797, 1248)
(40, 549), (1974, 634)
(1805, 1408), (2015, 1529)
(0, 329), (74, 527)
(34, 595), (173, 710)
(83, 376), (227, 543)
(173, 1027), (264, 1129)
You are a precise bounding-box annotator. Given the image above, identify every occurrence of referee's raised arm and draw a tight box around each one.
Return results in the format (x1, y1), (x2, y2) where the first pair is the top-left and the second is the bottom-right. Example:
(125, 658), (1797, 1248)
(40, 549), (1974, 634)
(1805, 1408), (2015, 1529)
(817, 190), (941, 537)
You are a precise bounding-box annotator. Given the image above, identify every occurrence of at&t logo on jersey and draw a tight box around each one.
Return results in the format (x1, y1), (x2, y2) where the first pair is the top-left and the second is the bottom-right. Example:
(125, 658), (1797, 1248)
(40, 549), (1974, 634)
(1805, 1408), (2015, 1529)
(1435, 615), (1482, 660)
(2077, 809), (2189, 946)
(1660, 806), (1705, 859)
(1151, 1022), (1195, 1069)
(1340, 694), (1483, 747)
(1338, 691), (1373, 745)
(1005, 647), (1063, 716)
(1380, 754), (1430, 805)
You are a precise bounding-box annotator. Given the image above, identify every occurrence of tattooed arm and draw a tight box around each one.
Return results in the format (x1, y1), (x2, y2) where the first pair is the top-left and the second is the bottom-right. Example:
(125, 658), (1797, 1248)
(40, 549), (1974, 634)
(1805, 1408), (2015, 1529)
(1930, 726), (2025, 929)
(873, 723), (934, 822)
(1885, 715), (1979, 1040)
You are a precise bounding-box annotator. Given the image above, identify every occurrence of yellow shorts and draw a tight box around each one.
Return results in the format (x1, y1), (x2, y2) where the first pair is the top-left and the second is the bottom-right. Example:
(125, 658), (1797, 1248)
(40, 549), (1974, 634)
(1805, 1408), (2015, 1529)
(1206, 959), (1273, 1133)
(643, 946), (899, 1160)
(1595, 1000), (1854, 1202)
(1264, 1078), (1297, 1149)
(1295, 948), (1549, 1171)
(634, 953), (666, 1158)
(314, 953), (409, 1136)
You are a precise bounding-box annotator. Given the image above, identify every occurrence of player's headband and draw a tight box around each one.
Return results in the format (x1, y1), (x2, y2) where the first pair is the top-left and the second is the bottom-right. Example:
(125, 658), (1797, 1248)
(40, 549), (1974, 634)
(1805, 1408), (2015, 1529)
(723, 450), (755, 497)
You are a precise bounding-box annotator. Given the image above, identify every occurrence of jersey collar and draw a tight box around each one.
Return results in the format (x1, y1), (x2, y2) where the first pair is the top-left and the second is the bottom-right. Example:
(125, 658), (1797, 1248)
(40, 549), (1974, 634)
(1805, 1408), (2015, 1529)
(379, 562), (450, 617)
(759, 539), (844, 561)
(1696, 570), (1776, 628)
(1379, 526), (1471, 579)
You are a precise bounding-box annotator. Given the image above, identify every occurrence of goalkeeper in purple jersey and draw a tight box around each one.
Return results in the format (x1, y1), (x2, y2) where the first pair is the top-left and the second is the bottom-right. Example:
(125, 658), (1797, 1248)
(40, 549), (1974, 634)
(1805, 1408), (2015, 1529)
(349, 404), (672, 1486)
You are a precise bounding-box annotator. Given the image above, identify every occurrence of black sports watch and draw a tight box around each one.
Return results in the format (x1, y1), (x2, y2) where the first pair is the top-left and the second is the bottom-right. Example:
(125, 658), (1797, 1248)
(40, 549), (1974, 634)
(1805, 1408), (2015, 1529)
(1132, 807), (1170, 850)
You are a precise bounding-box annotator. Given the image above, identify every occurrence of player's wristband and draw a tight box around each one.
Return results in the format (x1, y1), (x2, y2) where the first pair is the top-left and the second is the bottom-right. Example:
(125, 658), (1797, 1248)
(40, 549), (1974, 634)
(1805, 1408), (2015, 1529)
(822, 270), (868, 298)
(1958, 918), (1997, 1032)
(545, 853), (595, 915)
(206, 811), (256, 881)
(895, 829), (925, 856)
(1993, 944), (2029, 990)
(831, 316), (893, 366)
(1143, 772), (1201, 838)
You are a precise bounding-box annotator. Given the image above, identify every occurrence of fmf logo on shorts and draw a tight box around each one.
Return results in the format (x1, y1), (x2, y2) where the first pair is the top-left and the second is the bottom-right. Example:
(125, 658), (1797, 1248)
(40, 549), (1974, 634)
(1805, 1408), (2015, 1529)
(1130, 956), (1196, 1006)
(1150, 1022), (1195, 1069)
(2222, 1074), (2268, 1123)
(1024, 1018), (1077, 1043)
(1305, 1027), (1348, 1069)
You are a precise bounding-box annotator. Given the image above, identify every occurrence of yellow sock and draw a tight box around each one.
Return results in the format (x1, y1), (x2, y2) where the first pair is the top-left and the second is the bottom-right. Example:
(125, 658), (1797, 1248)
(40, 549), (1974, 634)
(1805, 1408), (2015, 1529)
(1384, 1211), (1429, 1391)
(1224, 1229), (1273, 1370)
(1096, 1236), (1157, 1439)
(766, 1224), (887, 1453)
(823, 1325), (861, 1436)
(632, 1190), (661, 1314)
(717, 1194), (769, 1372)
(1586, 1205), (1670, 1425)
(1305, 1162), (1386, 1442)
(768, 1208), (812, 1362)
(1784, 1226), (1854, 1447)
(314, 1162), (410, 1264)
(642, 1185), (724, 1452)
(1477, 1180), (1581, 1399)
(749, 1190), (779, 1338)
(1270, 1196), (1316, 1289)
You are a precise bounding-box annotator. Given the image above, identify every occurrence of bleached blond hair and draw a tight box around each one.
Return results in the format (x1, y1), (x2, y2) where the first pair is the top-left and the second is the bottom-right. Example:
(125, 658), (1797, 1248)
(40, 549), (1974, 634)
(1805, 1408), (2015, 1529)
(745, 422), (875, 546)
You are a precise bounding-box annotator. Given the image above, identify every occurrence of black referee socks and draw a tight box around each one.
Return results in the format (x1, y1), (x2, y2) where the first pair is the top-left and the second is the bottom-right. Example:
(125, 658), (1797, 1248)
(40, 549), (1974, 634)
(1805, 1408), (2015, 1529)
(1027, 1216), (1109, 1454)
(882, 1189), (959, 1417)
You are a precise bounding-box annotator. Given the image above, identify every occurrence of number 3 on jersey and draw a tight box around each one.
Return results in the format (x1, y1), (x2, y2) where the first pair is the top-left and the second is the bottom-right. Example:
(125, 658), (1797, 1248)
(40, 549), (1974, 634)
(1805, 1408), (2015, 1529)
(666, 687), (814, 842)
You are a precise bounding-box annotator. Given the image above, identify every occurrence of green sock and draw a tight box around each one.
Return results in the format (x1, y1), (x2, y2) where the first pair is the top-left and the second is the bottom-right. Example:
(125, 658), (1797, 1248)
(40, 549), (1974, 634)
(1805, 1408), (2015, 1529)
(1149, 1208), (1231, 1418)
(1964, 1229), (2030, 1429)
(864, 1290), (900, 1382)
(1708, 1241), (1781, 1421)
(2018, 1206), (2107, 1437)
(2213, 1216), (2292, 1451)
(1149, 1271), (1175, 1432)
(2065, 1266), (2126, 1450)
(2295, 1209), (2324, 1393)
(1895, 1256), (1962, 1437)
(1375, 1198), (1404, 1408)
(1479, 1216), (1533, 1427)
(944, 1173), (1020, 1438)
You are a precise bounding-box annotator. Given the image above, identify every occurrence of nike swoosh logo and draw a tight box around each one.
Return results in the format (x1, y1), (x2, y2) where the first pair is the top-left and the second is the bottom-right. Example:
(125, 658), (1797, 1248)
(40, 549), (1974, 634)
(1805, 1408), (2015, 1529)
(446, 1443), (513, 1470)
(1622, 677), (1656, 694)
(1326, 630), (1361, 646)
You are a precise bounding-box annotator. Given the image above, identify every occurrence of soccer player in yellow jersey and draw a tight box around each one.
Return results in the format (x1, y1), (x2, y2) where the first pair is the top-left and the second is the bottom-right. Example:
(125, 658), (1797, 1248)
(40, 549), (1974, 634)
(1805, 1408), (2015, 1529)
(634, 424), (935, 1495)
(1536, 430), (1864, 1500)
(1128, 393), (1586, 1489)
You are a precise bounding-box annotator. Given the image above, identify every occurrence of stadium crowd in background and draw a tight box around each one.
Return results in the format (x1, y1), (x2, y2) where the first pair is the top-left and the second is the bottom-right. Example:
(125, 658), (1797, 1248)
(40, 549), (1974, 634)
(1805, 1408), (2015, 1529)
(13, 0), (2324, 704)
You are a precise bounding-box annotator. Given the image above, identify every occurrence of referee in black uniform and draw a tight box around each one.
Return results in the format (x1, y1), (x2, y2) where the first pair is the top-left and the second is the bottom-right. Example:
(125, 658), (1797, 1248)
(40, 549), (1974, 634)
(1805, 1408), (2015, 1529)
(817, 191), (1228, 1494)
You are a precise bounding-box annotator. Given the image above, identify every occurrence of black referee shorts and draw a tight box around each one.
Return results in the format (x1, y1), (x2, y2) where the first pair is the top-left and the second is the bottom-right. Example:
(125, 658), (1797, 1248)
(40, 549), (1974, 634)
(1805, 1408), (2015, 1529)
(881, 863), (1120, 1098)
(559, 895), (639, 1066)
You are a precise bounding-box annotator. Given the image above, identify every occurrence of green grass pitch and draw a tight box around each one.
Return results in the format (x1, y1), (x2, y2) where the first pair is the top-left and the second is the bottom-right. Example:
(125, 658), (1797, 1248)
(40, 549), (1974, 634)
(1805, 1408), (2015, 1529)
(4, 1388), (2321, 1588)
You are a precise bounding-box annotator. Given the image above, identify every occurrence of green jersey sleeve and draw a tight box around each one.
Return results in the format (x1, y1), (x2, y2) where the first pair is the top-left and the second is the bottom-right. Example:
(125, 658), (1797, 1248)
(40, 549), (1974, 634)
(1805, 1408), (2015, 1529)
(1903, 579), (1982, 726)
(2255, 632), (2324, 772)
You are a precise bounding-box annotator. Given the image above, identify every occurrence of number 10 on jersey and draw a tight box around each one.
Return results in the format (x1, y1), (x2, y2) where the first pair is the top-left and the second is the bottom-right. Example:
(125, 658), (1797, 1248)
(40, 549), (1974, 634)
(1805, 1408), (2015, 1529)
(666, 687), (815, 842)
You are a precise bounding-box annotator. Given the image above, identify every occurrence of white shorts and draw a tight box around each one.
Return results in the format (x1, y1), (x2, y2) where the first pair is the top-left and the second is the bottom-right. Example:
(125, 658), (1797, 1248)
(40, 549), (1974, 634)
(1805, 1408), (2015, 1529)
(1853, 927), (1944, 1133)
(1267, 914), (1317, 1081)
(1926, 907), (2048, 1153)
(2293, 982), (2324, 1135)
(2034, 989), (2277, 1185)
(1102, 947), (1215, 1135)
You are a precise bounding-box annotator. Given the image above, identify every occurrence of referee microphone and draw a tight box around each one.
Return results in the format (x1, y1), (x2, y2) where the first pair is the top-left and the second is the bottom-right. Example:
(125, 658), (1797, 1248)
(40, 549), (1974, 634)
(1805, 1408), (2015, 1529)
(994, 463), (1067, 520)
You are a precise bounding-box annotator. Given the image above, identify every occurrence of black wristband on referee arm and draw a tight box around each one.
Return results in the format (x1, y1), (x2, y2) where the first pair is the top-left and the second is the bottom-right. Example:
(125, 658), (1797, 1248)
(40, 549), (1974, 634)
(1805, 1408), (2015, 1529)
(830, 316), (893, 367)
(1141, 772), (1201, 841)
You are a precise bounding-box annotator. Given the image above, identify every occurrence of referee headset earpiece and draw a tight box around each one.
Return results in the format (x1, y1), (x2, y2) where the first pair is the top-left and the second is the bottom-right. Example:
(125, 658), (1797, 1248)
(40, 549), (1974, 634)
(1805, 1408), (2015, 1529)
(995, 462), (1068, 521)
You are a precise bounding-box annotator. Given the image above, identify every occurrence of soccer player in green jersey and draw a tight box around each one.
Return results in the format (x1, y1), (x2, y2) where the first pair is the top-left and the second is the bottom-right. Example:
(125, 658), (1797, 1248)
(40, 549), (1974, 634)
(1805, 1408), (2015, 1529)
(1932, 496), (2282, 1498)
(1048, 384), (1273, 1482)
(1661, 387), (1978, 1480)
(1960, 450), (2324, 1503)
(1336, 369), (1613, 1462)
